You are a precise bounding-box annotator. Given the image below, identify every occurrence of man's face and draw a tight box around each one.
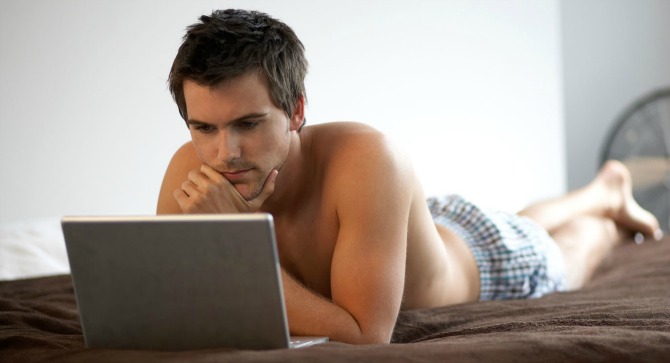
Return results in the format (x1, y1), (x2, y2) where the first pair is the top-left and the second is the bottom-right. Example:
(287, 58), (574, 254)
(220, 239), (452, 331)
(183, 72), (298, 200)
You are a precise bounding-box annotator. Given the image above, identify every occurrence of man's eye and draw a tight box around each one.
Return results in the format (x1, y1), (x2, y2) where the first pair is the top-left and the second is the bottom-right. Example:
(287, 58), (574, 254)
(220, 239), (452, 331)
(237, 121), (260, 130)
(193, 125), (215, 133)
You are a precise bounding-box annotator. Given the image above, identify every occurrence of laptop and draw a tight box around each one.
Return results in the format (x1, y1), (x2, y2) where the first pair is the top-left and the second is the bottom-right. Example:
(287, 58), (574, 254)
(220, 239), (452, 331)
(61, 213), (328, 350)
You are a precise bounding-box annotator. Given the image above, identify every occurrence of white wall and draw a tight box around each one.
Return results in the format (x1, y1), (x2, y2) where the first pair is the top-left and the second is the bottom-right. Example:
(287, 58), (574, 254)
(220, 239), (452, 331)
(561, 0), (670, 190)
(0, 0), (564, 223)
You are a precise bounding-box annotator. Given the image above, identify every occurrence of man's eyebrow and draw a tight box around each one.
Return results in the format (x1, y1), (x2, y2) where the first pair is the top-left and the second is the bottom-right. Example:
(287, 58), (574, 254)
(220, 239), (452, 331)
(185, 119), (210, 127)
(186, 112), (268, 127)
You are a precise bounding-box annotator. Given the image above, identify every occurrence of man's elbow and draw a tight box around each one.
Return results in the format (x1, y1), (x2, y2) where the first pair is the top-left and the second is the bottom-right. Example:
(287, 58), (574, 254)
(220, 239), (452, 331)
(336, 324), (393, 345)
(357, 333), (392, 345)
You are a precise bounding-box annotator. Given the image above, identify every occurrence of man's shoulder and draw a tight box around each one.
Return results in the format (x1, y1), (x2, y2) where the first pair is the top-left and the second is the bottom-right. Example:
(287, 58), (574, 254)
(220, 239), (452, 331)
(169, 141), (201, 168)
(305, 121), (381, 137)
(305, 121), (411, 181)
(304, 121), (389, 153)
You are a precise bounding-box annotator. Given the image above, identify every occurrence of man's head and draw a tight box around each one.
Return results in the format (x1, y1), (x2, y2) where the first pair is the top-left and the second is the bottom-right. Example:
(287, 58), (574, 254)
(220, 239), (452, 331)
(169, 9), (308, 128)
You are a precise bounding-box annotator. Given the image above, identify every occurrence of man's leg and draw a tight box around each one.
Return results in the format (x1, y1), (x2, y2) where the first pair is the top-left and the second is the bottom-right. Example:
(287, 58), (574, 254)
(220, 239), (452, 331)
(518, 160), (661, 237)
(549, 216), (624, 289)
(518, 160), (662, 289)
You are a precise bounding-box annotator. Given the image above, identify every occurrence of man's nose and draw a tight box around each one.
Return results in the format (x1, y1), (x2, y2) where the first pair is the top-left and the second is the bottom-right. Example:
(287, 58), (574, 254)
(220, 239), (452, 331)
(217, 131), (241, 161)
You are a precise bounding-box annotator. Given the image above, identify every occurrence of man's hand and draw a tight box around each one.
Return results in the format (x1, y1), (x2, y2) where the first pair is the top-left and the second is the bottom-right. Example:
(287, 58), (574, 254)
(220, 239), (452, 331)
(173, 164), (278, 214)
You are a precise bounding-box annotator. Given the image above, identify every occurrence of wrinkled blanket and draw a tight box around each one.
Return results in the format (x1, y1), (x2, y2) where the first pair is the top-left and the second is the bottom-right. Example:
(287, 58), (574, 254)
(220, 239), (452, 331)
(1, 239), (669, 363)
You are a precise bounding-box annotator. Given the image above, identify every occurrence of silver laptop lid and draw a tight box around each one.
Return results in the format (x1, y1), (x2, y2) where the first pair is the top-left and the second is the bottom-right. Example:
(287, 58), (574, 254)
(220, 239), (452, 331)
(62, 214), (292, 350)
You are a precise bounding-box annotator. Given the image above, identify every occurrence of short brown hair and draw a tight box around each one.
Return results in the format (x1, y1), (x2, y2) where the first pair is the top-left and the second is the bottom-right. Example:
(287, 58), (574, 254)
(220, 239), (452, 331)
(168, 9), (308, 127)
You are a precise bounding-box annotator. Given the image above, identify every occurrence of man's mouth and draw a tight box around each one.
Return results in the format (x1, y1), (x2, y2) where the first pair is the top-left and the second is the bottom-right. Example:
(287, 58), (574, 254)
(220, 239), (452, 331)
(222, 169), (251, 182)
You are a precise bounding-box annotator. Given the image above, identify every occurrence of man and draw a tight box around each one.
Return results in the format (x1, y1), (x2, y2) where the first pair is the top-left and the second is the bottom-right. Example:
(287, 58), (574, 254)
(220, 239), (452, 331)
(157, 9), (662, 344)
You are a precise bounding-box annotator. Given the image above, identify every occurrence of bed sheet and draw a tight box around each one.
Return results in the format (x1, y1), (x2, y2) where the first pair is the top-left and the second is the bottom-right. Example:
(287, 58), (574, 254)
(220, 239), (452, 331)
(1, 237), (669, 362)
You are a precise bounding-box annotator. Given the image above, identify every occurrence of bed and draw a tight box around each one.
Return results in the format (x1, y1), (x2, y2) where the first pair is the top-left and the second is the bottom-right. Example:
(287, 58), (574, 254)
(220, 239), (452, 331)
(1, 218), (669, 362)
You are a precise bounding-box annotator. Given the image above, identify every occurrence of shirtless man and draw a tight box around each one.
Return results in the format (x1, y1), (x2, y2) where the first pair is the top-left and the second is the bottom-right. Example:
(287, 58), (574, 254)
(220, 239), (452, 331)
(157, 9), (663, 344)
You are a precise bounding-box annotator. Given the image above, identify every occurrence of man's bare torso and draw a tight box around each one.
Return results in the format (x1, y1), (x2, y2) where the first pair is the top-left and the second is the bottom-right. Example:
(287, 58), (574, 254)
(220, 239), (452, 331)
(270, 123), (479, 308)
(159, 121), (479, 309)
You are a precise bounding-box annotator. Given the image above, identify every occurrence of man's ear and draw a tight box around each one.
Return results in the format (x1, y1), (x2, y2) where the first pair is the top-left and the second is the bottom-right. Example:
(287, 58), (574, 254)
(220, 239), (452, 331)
(289, 96), (305, 131)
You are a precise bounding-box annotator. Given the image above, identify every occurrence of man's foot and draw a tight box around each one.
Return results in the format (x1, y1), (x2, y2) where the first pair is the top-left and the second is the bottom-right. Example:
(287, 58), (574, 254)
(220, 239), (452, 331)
(595, 160), (663, 240)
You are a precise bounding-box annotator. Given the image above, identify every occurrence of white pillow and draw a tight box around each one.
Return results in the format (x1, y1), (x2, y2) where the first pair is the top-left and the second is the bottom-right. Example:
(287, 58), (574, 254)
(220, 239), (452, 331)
(0, 217), (69, 281)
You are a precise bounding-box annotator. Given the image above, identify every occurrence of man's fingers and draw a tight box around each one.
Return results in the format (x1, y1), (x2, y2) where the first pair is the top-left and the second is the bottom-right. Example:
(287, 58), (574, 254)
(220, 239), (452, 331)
(180, 180), (198, 196)
(173, 188), (189, 209)
(200, 164), (226, 183)
(187, 169), (211, 189)
(177, 165), (276, 213)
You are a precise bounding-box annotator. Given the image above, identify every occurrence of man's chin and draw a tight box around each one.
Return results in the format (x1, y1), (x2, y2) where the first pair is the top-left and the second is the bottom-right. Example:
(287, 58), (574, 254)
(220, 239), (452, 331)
(234, 183), (263, 201)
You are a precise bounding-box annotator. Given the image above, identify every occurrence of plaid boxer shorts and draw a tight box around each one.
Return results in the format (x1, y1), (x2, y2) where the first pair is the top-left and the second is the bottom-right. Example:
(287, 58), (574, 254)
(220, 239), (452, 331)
(428, 195), (566, 300)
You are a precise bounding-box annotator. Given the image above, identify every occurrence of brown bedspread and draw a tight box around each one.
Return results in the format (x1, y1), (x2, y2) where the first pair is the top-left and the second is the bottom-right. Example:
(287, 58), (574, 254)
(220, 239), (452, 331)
(1, 239), (669, 363)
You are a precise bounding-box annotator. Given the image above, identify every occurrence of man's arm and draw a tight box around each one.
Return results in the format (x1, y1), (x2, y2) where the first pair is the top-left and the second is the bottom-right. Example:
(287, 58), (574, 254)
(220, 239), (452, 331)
(160, 131), (413, 343)
(283, 131), (412, 344)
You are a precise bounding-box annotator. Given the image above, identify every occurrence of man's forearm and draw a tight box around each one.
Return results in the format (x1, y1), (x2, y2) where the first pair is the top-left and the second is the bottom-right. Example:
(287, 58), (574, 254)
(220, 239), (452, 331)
(280, 269), (389, 344)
